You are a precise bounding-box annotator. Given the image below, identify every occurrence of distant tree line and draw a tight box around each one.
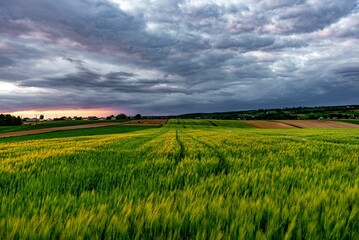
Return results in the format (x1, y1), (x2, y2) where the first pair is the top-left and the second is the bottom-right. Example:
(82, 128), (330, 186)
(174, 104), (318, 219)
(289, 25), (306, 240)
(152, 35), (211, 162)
(106, 114), (142, 120)
(51, 113), (144, 121)
(176, 105), (359, 120)
(53, 116), (83, 121)
(0, 114), (22, 126)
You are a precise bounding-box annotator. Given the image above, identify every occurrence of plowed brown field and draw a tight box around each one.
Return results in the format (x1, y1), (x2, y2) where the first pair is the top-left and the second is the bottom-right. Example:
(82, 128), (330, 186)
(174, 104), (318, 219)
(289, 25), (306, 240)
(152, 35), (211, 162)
(243, 121), (296, 129)
(276, 120), (359, 128)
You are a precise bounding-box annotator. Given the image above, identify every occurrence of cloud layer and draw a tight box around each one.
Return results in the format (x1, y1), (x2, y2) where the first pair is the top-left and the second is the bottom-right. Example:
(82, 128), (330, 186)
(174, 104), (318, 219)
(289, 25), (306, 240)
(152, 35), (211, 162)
(0, 0), (358, 115)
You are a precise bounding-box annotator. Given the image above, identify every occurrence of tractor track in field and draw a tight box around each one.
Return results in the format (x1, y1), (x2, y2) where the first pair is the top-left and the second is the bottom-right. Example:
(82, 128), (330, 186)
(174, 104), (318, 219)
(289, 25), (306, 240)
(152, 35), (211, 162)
(175, 130), (185, 164)
(180, 130), (230, 174)
(208, 121), (218, 126)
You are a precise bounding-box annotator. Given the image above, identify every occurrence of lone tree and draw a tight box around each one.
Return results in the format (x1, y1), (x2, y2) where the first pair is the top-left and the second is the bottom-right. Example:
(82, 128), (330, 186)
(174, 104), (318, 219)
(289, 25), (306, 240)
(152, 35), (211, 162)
(40, 115), (44, 120)
(106, 115), (115, 120)
(134, 114), (142, 120)
(116, 113), (127, 120)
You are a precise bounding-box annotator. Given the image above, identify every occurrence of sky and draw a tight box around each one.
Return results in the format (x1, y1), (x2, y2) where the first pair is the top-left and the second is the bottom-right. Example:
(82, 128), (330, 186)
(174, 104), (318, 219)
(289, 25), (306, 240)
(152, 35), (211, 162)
(0, 0), (358, 117)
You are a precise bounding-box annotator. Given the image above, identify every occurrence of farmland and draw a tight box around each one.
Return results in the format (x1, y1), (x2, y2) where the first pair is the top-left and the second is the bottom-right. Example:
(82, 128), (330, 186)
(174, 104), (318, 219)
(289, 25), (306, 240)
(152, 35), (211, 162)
(0, 120), (115, 134)
(0, 120), (165, 139)
(243, 120), (296, 129)
(0, 120), (358, 239)
(276, 120), (359, 128)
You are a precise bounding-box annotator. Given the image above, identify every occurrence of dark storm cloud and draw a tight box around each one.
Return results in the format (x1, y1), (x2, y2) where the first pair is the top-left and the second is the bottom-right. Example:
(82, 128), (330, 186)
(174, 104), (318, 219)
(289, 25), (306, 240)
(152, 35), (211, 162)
(0, 0), (145, 51)
(19, 68), (186, 94)
(0, 0), (358, 115)
(333, 64), (359, 81)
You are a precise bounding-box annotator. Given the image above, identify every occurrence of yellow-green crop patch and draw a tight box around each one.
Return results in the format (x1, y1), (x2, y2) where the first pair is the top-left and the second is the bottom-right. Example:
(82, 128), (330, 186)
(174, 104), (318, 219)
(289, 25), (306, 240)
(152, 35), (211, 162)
(0, 123), (358, 239)
(167, 119), (254, 128)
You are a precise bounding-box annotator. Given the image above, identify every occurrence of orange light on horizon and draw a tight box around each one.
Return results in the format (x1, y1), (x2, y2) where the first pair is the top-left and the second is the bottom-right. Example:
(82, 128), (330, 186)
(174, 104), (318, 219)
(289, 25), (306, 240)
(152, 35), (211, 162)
(6, 108), (126, 119)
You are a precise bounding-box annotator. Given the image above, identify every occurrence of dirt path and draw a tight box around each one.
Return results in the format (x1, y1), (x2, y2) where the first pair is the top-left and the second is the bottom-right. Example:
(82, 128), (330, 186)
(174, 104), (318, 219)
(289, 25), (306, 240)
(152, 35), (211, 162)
(0, 122), (125, 138)
(243, 121), (296, 129)
(276, 120), (359, 128)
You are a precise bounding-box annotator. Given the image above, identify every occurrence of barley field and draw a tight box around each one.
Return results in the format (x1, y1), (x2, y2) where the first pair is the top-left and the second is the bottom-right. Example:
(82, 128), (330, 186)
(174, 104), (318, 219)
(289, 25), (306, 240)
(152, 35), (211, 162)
(0, 120), (358, 239)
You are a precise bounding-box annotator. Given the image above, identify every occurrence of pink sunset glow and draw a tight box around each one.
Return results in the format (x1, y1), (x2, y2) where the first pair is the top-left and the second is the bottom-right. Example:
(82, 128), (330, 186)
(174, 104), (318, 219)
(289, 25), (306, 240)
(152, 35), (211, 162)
(7, 108), (125, 119)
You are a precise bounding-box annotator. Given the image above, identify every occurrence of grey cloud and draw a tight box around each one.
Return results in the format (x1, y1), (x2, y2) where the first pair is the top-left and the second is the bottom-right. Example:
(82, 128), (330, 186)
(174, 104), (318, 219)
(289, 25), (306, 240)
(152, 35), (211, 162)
(273, 1), (358, 33)
(18, 67), (188, 95)
(215, 35), (275, 51)
(62, 57), (85, 65)
(105, 72), (137, 79)
(0, 54), (15, 67)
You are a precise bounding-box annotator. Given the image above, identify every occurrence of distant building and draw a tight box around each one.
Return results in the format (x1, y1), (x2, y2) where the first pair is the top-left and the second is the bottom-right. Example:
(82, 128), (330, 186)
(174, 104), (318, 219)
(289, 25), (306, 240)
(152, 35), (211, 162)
(24, 118), (38, 122)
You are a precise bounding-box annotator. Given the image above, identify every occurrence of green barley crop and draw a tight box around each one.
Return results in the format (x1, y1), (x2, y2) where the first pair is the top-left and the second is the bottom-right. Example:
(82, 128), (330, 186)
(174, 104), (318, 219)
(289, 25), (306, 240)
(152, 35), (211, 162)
(0, 123), (358, 239)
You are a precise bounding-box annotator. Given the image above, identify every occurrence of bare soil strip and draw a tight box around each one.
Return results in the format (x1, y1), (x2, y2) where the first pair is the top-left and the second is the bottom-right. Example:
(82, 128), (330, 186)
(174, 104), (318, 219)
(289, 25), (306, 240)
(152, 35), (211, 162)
(243, 121), (296, 129)
(276, 120), (359, 128)
(0, 120), (166, 138)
